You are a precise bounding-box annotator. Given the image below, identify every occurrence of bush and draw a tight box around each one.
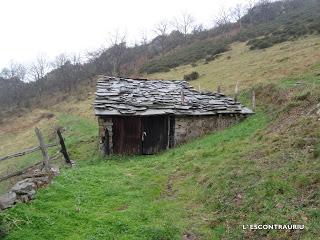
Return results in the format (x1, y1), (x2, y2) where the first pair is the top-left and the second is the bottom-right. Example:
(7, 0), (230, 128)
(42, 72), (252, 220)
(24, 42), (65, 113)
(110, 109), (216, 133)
(140, 39), (229, 74)
(183, 71), (200, 81)
(248, 38), (273, 50)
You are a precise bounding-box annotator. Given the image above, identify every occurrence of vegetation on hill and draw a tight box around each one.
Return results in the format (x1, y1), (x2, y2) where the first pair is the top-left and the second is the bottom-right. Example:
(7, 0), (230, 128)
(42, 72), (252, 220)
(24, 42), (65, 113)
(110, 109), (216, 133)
(142, 0), (320, 73)
(148, 36), (320, 94)
(140, 40), (229, 74)
(0, 74), (319, 239)
(244, 0), (320, 50)
(1, 0), (320, 117)
(1, 0), (320, 239)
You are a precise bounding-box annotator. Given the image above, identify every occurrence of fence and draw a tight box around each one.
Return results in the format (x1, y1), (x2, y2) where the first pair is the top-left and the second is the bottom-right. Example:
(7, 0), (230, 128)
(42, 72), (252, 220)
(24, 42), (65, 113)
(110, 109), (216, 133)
(0, 127), (71, 182)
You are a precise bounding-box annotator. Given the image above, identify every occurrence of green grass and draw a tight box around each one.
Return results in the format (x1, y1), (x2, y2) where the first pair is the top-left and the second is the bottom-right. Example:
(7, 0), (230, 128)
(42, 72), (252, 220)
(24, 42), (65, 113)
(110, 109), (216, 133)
(0, 110), (268, 240)
(1, 86), (320, 239)
(147, 35), (320, 94)
(1, 36), (320, 239)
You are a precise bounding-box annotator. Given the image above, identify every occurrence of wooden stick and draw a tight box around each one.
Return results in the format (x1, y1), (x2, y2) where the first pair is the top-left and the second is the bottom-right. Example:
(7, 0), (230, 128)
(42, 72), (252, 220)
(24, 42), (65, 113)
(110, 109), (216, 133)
(0, 143), (57, 163)
(56, 129), (72, 165)
(217, 85), (221, 93)
(46, 142), (59, 148)
(35, 127), (50, 172)
(0, 146), (40, 162)
(234, 81), (239, 102)
(252, 90), (256, 111)
(49, 151), (62, 161)
(0, 161), (43, 182)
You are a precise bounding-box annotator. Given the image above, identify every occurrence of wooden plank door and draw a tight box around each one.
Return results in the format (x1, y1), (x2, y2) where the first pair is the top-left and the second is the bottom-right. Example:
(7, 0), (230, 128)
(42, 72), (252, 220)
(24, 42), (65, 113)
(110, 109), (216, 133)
(142, 115), (168, 155)
(113, 116), (142, 155)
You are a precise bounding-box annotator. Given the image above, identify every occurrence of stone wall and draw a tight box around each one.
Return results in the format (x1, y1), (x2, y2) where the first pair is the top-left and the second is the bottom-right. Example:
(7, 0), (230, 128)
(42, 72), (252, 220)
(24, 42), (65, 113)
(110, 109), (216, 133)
(98, 114), (245, 155)
(174, 114), (242, 145)
(98, 117), (113, 155)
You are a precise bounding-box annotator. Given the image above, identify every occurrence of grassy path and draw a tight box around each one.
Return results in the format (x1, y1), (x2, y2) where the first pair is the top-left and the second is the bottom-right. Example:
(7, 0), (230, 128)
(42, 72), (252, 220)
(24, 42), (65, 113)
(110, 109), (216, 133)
(1, 112), (270, 239)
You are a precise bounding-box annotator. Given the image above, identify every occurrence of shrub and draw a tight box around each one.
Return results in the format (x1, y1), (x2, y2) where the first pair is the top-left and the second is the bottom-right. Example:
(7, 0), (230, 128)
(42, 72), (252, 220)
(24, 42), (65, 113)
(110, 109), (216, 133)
(140, 40), (229, 74)
(248, 38), (273, 50)
(183, 71), (200, 81)
(205, 54), (221, 62)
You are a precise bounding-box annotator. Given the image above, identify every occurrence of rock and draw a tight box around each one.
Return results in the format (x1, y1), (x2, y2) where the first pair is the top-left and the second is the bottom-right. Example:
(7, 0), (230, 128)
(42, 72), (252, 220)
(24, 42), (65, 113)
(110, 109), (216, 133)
(19, 194), (29, 203)
(33, 176), (50, 188)
(11, 179), (36, 195)
(182, 232), (197, 240)
(27, 189), (36, 200)
(50, 166), (60, 176)
(0, 192), (16, 210)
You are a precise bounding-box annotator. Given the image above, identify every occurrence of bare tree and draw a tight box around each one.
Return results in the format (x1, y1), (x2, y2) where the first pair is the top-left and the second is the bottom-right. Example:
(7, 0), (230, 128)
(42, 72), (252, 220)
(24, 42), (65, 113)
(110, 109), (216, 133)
(108, 30), (127, 75)
(172, 13), (195, 36)
(140, 29), (148, 46)
(51, 53), (69, 69)
(154, 20), (169, 36)
(192, 24), (204, 34)
(153, 20), (170, 55)
(0, 61), (27, 81)
(85, 47), (105, 63)
(214, 7), (232, 37)
(258, 0), (273, 22)
(246, 0), (257, 24)
(230, 3), (245, 30)
(70, 53), (82, 66)
(29, 55), (49, 81)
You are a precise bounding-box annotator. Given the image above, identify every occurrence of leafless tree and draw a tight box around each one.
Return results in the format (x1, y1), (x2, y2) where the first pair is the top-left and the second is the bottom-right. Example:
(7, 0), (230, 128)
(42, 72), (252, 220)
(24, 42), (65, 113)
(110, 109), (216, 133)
(0, 61), (27, 81)
(29, 55), (49, 81)
(108, 30), (127, 75)
(85, 47), (104, 63)
(140, 30), (148, 46)
(153, 20), (170, 55)
(192, 24), (204, 34)
(214, 7), (232, 37)
(154, 20), (169, 36)
(70, 53), (82, 66)
(172, 13), (195, 36)
(215, 7), (231, 27)
(246, 0), (257, 24)
(230, 3), (245, 30)
(51, 53), (69, 69)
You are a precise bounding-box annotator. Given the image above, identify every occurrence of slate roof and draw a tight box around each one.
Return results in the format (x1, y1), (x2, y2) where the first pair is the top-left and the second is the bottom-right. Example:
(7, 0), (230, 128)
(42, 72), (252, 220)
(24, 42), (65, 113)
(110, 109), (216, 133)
(94, 76), (253, 116)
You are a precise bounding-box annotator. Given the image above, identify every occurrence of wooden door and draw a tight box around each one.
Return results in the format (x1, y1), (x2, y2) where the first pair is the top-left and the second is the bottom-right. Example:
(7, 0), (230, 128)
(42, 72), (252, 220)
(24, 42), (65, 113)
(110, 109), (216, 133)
(113, 116), (142, 155)
(142, 116), (169, 154)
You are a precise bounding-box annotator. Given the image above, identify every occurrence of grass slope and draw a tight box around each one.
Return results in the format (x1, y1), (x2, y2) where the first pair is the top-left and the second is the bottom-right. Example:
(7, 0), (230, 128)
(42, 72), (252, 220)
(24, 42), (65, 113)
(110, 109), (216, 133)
(1, 76), (320, 239)
(147, 36), (320, 94)
(0, 37), (320, 239)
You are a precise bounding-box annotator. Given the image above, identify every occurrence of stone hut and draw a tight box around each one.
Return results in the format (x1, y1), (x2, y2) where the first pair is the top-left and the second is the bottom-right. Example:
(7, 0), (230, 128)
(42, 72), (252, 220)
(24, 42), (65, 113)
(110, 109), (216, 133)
(94, 76), (253, 155)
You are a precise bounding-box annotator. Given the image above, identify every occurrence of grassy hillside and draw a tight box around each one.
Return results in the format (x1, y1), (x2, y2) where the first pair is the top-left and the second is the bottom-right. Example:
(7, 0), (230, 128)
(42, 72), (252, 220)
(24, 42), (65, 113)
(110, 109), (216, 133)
(147, 36), (320, 94)
(1, 78), (320, 239)
(1, 35), (320, 239)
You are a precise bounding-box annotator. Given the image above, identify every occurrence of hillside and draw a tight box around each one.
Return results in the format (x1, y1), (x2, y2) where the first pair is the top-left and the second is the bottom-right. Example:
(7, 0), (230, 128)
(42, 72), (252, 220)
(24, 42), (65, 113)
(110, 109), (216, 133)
(0, 34), (320, 239)
(147, 35), (320, 93)
(1, 81), (319, 239)
(1, 0), (320, 116)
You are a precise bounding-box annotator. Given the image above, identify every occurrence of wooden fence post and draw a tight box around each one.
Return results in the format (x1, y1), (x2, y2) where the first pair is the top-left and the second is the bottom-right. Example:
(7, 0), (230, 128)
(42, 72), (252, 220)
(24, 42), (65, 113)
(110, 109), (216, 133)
(217, 85), (221, 94)
(252, 90), (256, 111)
(56, 129), (72, 165)
(35, 127), (50, 172)
(234, 81), (239, 102)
